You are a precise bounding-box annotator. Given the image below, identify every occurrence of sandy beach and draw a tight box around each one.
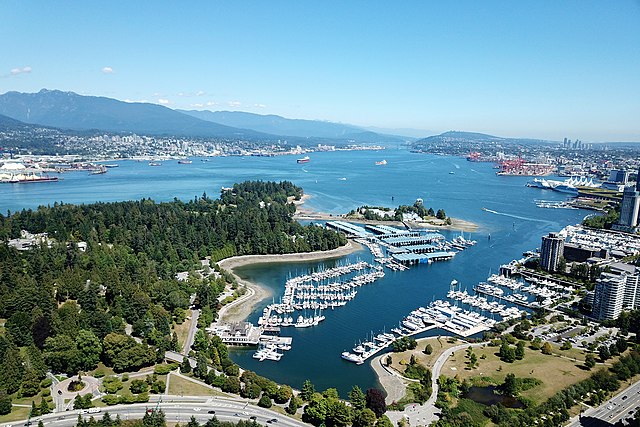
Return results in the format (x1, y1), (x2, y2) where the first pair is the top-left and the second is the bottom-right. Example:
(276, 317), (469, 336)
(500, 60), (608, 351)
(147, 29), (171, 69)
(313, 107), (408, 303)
(216, 240), (363, 324)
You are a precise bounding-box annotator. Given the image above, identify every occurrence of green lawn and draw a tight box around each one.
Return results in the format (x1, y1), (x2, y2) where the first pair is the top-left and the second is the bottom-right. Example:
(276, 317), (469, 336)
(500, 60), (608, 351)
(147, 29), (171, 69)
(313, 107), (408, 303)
(442, 345), (592, 404)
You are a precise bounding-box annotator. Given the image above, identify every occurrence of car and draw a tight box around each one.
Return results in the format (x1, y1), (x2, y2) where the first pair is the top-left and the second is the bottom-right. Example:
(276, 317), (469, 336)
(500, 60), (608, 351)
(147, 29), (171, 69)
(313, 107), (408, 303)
(193, 408), (201, 412)
(267, 419), (278, 424)
(622, 396), (628, 400)
(146, 409), (154, 414)
(242, 412), (249, 416)
(208, 410), (216, 414)
(249, 416), (257, 421)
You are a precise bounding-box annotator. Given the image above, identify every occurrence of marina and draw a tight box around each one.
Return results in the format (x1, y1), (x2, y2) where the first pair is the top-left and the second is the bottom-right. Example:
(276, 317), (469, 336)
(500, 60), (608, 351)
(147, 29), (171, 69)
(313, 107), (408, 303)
(0, 150), (592, 394)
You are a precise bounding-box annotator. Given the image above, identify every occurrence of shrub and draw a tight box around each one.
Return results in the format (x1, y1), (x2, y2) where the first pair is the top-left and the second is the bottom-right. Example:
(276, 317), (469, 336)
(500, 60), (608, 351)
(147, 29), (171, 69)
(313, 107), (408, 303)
(258, 394), (273, 408)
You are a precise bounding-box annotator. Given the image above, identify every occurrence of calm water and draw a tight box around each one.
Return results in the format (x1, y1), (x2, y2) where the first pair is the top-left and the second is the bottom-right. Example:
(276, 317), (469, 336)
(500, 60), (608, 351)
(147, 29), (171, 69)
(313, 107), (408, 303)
(0, 150), (587, 396)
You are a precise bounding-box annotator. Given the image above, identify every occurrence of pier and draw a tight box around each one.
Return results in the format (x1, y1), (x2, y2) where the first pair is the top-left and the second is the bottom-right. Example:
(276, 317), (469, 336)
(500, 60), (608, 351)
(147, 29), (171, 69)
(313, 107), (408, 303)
(326, 221), (372, 238)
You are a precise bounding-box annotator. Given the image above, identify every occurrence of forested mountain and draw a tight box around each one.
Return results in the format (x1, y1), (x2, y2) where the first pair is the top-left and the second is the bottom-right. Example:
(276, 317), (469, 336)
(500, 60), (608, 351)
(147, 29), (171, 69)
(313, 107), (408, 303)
(0, 181), (345, 400)
(0, 90), (270, 139)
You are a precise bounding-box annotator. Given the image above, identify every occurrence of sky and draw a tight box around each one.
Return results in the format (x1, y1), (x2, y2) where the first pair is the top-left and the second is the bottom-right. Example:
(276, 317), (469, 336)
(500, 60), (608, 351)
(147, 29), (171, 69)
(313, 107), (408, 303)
(1, 1), (639, 141)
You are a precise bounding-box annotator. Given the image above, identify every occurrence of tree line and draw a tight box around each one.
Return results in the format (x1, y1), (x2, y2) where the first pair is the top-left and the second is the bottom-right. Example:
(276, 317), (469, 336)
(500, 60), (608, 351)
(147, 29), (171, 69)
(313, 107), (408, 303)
(0, 181), (346, 414)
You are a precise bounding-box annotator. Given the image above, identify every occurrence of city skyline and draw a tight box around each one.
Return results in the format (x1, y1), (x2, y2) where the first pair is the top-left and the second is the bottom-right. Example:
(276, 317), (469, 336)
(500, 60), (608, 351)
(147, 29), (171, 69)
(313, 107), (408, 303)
(1, 1), (640, 141)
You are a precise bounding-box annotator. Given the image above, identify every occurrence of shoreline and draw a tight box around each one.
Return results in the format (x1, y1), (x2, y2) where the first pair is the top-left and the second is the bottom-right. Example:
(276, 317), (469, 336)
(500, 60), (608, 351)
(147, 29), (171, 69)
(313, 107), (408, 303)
(293, 193), (479, 233)
(216, 240), (364, 324)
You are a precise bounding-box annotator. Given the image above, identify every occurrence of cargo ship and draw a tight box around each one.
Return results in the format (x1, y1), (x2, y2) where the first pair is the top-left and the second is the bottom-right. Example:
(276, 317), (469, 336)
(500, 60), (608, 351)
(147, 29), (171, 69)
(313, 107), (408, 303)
(297, 156), (310, 164)
(178, 159), (192, 164)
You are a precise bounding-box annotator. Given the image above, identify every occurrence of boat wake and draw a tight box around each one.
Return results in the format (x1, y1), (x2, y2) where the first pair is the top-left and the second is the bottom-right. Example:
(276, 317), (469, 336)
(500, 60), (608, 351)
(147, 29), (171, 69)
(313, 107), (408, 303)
(481, 207), (550, 223)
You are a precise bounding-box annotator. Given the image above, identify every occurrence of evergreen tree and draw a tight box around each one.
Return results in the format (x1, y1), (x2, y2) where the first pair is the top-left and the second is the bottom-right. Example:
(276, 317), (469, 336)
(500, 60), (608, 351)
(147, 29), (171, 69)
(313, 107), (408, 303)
(0, 391), (12, 415)
(301, 379), (315, 401)
(348, 386), (366, 410)
(180, 358), (192, 374)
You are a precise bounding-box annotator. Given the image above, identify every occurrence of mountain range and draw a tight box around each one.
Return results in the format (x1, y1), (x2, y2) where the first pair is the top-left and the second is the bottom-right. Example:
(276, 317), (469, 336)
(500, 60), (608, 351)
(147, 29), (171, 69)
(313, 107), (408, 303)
(0, 89), (268, 139)
(0, 90), (412, 143)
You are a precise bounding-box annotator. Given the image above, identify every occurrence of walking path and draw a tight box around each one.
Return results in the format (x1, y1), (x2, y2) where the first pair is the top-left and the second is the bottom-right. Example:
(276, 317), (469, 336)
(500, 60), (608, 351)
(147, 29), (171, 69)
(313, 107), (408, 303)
(384, 341), (487, 426)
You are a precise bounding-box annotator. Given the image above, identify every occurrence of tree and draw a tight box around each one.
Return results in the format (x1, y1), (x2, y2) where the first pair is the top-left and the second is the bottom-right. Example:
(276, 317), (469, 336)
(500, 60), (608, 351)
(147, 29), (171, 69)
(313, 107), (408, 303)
(423, 343), (433, 355)
(499, 342), (516, 363)
(468, 352), (478, 369)
(30, 400), (40, 417)
(599, 345), (611, 361)
(194, 353), (208, 379)
(515, 341), (525, 360)
(436, 209), (446, 220)
(560, 341), (572, 351)
(365, 388), (386, 417)
(180, 357), (192, 374)
(285, 396), (299, 414)
(258, 393), (273, 408)
(325, 399), (353, 427)
(275, 385), (293, 404)
(353, 408), (377, 427)
(20, 370), (41, 397)
(348, 385), (366, 410)
(501, 373), (519, 397)
(0, 346), (25, 394)
(375, 415), (393, 427)
(39, 399), (50, 415)
(0, 391), (11, 415)
(541, 342), (553, 355)
(75, 330), (102, 371)
(130, 379), (149, 394)
(585, 353), (596, 370)
(301, 379), (315, 401)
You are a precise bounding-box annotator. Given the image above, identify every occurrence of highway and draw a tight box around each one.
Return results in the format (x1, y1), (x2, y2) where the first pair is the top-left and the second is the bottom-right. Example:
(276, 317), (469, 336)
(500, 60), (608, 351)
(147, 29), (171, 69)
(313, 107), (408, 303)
(566, 380), (640, 426)
(2, 400), (308, 427)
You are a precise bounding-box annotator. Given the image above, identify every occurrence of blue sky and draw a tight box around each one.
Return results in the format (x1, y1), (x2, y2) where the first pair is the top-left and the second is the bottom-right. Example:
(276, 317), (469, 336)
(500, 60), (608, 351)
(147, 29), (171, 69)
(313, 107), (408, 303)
(1, 1), (639, 141)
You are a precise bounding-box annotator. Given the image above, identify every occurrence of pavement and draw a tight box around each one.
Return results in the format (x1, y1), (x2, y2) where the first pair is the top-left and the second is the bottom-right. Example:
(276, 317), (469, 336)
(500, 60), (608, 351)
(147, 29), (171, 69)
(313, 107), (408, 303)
(183, 309), (201, 354)
(50, 375), (101, 412)
(566, 379), (640, 426)
(1, 398), (307, 427)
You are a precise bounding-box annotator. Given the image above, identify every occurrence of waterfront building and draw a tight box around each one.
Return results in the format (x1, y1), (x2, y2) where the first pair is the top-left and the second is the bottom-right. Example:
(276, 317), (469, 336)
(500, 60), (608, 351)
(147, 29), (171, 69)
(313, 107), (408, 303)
(609, 169), (630, 184)
(563, 243), (608, 263)
(592, 273), (626, 320)
(540, 232), (565, 272)
(618, 186), (640, 229)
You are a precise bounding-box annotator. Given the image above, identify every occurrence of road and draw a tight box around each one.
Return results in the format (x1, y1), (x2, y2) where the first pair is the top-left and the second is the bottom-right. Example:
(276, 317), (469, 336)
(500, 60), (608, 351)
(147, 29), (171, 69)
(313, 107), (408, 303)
(2, 399), (307, 427)
(566, 379), (640, 426)
(183, 309), (201, 355)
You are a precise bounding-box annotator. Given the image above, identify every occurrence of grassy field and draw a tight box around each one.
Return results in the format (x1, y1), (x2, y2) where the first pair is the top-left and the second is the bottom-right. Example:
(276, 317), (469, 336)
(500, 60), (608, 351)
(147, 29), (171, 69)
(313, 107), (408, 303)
(167, 373), (229, 397)
(0, 405), (31, 423)
(442, 344), (593, 404)
(388, 337), (460, 377)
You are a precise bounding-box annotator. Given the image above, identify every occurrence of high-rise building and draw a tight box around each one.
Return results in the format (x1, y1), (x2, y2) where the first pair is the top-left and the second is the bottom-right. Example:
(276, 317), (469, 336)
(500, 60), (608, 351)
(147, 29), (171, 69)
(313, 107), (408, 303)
(592, 273), (626, 320)
(540, 232), (565, 272)
(636, 166), (640, 192)
(608, 169), (629, 184)
(619, 186), (640, 228)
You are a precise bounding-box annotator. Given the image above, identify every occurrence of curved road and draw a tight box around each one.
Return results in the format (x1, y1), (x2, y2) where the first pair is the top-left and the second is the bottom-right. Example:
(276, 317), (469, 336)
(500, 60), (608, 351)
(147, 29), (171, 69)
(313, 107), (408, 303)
(2, 399), (306, 427)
